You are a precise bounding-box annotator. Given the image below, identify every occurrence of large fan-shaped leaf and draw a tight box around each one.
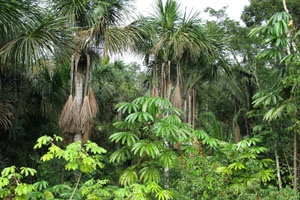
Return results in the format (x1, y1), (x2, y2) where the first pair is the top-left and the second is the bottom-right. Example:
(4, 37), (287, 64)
(109, 147), (131, 163)
(139, 165), (161, 183)
(131, 140), (160, 158)
(109, 132), (139, 146)
(119, 168), (138, 186)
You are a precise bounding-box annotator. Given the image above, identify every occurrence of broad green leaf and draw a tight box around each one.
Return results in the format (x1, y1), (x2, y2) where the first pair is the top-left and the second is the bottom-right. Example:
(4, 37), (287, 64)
(228, 162), (246, 170)
(65, 162), (79, 171)
(110, 147), (131, 163)
(139, 166), (161, 183)
(109, 132), (139, 146)
(113, 187), (131, 198)
(155, 189), (174, 200)
(1, 166), (16, 177)
(41, 153), (54, 162)
(33, 181), (49, 191)
(132, 141), (160, 158)
(85, 141), (107, 154)
(125, 112), (154, 123)
(158, 150), (177, 168)
(249, 147), (268, 154)
(119, 168), (138, 186)
(20, 167), (37, 177)
(215, 166), (232, 175)
(14, 183), (35, 195)
(146, 182), (162, 194)
(48, 144), (62, 154)
(115, 102), (138, 114)
(0, 177), (9, 188)
(34, 136), (52, 149)
(260, 169), (275, 182)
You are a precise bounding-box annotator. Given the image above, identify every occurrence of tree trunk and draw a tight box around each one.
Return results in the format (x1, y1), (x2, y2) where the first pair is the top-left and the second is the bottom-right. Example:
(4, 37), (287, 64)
(73, 64), (83, 142)
(275, 148), (283, 189)
(188, 93), (192, 125)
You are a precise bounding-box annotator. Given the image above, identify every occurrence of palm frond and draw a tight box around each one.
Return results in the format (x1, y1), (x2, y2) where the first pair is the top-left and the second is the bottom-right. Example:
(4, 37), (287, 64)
(0, 13), (74, 67)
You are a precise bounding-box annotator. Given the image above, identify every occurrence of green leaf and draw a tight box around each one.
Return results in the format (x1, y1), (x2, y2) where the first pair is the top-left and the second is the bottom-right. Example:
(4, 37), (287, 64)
(40, 153), (54, 162)
(65, 162), (79, 171)
(113, 187), (131, 198)
(15, 183), (35, 195)
(132, 140), (160, 158)
(33, 181), (49, 191)
(146, 182), (162, 194)
(119, 168), (138, 186)
(20, 167), (37, 177)
(259, 158), (274, 168)
(139, 166), (161, 183)
(215, 166), (232, 175)
(158, 150), (177, 168)
(109, 132), (139, 146)
(228, 162), (246, 170)
(110, 147), (131, 163)
(0, 177), (9, 188)
(125, 112), (154, 123)
(260, 169), (275, 182)
(115, 102), (138, 114)
(1, 166), (16, 177)
(85, 141), (107, 154)
(155, 189), (174, 200)
(34, 136), (53, 149)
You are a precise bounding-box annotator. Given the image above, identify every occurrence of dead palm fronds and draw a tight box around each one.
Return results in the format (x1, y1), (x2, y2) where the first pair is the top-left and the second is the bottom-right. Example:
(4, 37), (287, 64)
(151, 65), (159, 97)
(171, 63), (182, 110)
(171, 84), (182, 109)
(88, 87), (98, 117)
(80, 95), (92, 133)
(58, 95), (73, 131)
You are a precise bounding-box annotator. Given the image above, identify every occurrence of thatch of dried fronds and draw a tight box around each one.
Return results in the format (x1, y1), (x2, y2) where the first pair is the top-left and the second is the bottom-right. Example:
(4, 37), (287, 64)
(67, 98), (81, 134)
(88, 87), (98, 117)
(58, 95), (73, 130)
(151, 85), (159, 97)
(166, 81), (172, 100)
(171, 84), (182, 110)
(80, 96), (92, 133)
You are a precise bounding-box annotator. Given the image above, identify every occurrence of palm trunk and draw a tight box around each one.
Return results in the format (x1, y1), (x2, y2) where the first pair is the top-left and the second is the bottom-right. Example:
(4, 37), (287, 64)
(73, 64), (83, 142)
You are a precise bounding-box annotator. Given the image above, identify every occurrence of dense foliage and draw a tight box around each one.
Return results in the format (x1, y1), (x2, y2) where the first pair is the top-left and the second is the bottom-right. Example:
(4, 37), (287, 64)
(1, 0), (300, 199)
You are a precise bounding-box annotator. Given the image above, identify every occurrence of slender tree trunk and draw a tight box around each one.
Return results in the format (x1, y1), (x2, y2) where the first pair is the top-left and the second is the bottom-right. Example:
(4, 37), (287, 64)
(160, 63), (165, 98)
(183, 98), (187, 123)
(192, 90), (196, 128)
(275, 148), (283, 189)
(188, 93), (192, 125)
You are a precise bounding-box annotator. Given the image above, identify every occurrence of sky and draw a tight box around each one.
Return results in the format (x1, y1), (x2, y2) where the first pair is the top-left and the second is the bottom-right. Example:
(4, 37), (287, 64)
(134, 0), (250, 22)
(115, 0), (250, 64)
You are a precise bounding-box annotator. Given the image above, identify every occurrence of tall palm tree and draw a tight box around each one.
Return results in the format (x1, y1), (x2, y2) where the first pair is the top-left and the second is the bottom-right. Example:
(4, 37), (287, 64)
(0, 0), (73, 68)
(55, 0), (142, 142)
(0, 0), (74, 134)
(133, 0), (221, 126)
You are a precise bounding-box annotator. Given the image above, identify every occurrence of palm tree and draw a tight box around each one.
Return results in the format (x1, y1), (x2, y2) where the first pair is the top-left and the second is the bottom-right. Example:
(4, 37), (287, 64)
(0, 0), (73, 68)
(0, 0), (74, 137)
(55, 0), (142, 142)
(133, 0), (221, 127)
